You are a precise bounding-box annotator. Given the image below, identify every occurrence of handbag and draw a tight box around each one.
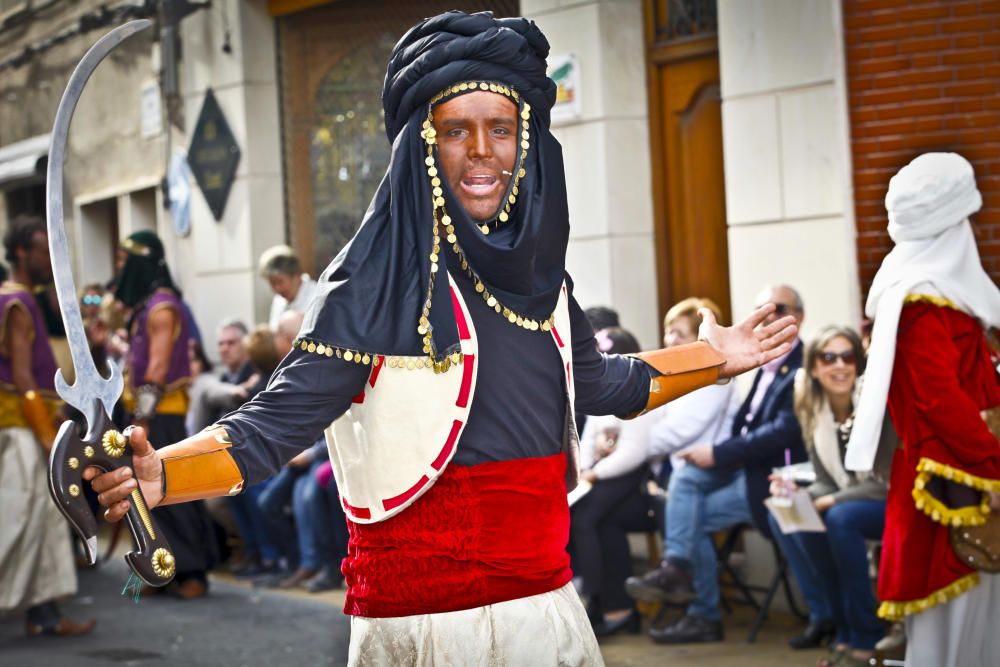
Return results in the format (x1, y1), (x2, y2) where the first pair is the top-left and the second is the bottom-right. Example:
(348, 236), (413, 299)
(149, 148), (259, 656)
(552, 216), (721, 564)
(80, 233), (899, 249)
(949, 405), (1000, 573)
(951, 515), (1000, 573)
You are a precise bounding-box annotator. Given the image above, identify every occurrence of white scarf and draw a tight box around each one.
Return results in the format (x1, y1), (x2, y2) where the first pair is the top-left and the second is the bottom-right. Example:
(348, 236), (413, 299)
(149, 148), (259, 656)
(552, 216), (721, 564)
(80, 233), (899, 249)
(813, 402), (852, 490)
(846, 154), (1000, 471)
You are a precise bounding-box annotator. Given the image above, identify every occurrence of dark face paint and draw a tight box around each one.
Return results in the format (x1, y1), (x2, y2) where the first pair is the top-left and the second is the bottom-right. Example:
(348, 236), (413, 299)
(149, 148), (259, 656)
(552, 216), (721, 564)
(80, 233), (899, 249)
(433, 91), (517, 223)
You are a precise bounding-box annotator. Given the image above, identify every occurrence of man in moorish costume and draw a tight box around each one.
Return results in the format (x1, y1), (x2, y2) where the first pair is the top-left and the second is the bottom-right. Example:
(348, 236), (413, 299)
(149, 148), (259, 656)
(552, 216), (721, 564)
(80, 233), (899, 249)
(0, 216), (94, 636)
(847, 152), (1000, 667)
(113, 230), (218, 599)
(87, 12), (796, 664)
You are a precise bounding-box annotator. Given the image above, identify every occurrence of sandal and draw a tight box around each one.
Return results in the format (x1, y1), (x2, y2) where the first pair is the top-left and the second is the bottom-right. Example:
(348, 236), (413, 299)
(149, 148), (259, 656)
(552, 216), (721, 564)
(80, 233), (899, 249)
(817, 648), (874, 667)
(837, 654), (874, 667)
(816, 646), (847, 667)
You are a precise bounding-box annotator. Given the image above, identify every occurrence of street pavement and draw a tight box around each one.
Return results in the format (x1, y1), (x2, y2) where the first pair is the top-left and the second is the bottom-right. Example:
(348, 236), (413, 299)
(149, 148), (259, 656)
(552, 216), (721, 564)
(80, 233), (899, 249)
(0, 560), (351, 666)
(0, 559), (823, 666)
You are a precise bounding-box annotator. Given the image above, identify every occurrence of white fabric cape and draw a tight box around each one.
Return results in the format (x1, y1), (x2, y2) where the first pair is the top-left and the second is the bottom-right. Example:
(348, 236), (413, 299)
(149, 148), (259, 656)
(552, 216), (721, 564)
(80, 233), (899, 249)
(845, 220), (1000, 471)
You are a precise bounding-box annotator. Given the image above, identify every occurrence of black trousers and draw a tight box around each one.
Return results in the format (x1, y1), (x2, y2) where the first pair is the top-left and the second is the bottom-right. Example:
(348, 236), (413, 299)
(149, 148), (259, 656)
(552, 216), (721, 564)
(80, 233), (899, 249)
(569, 466), (653, 612)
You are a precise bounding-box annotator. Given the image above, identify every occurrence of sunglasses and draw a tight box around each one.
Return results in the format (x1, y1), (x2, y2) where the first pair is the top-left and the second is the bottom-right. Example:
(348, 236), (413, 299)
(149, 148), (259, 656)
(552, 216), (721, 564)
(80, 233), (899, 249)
(817, 351), (857, 366)
(81, 294), (102, 306)
(755, 303), (800, 316)
(773, 303), (800, 316)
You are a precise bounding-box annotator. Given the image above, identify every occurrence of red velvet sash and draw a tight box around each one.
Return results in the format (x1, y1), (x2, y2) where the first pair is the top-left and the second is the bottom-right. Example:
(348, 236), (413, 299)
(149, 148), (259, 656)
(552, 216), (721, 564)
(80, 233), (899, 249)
(342, 453), (572, 618)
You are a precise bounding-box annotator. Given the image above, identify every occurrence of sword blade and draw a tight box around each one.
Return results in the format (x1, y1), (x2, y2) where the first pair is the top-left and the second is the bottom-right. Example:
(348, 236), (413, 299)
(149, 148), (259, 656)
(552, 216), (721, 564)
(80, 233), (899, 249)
(45, 19), (152, 437)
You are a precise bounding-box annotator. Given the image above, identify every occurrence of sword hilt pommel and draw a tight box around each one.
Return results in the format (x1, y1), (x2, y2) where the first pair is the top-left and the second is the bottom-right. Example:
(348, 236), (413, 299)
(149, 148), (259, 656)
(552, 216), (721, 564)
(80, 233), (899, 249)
(48, 403), (174, 587)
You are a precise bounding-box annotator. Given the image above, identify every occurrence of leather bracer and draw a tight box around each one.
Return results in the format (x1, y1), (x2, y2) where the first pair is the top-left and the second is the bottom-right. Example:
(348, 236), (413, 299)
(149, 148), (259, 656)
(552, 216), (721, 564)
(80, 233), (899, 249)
(159, 425), (245, 505)
(21, 390), (57, 451)
(630, 341), (726, 417)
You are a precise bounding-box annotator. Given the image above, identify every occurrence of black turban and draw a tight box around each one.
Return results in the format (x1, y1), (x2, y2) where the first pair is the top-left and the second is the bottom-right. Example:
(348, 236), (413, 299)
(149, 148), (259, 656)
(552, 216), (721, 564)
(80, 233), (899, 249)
(383, 11), (557, 141)
(298, 11), (570, 368)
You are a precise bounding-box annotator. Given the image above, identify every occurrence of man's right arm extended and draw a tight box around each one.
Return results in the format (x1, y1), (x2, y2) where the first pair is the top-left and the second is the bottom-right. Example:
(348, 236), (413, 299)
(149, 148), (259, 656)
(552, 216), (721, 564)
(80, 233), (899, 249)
(86, 348), (370, 520)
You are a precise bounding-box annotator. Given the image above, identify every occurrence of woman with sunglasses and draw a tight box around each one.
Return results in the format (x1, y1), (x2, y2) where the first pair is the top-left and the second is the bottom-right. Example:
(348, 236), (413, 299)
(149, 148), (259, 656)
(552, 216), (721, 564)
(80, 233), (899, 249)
(768, 326), (890, 667)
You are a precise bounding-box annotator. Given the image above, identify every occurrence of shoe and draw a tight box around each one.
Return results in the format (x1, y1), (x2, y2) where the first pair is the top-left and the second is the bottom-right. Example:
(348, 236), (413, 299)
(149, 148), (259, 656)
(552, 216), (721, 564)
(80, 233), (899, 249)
(817, 648), (872, 667)
(816, 647), (846, 667)
(624, 560), (695, 605)
(276, 567), (319, 589)
(649, 614), (723, 644)
(874, 622), (906, 663)
(26, 617), (96, 637)
(233, 557), (277, 579)
(305, 568), (343, 593)
(229, 555), (260, 576)
(170, 579), (208, 600)
(789, 619), (836, 649)
(252, 567), (292, 588)
(593, 610), (641, 638)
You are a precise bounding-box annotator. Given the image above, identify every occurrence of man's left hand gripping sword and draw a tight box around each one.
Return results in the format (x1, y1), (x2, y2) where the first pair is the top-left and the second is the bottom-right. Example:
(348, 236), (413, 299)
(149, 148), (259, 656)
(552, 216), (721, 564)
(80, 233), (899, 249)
(45, 20), (177, 590)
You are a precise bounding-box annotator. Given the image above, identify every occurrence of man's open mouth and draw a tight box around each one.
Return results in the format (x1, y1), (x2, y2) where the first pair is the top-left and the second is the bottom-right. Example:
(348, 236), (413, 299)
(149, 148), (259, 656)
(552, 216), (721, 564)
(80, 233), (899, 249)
(460, 173), (500, 197)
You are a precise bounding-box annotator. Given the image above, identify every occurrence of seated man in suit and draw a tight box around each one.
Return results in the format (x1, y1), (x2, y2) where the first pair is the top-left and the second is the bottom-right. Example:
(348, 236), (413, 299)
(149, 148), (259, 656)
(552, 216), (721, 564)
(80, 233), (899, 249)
(627, 285), (807, 644)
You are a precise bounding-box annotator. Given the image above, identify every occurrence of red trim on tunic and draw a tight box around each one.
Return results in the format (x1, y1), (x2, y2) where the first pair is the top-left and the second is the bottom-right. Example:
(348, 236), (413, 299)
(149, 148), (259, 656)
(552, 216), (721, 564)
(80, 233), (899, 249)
(432, 420), (462, 471)
(342, 498), (371, 520)
(551, 326), (564, 348)
(452, 287), (470, 340)
(382, 475), (430, 512)
(351, 391), (365, 404)
(342, 454), (572, 617)
(457, 354), (475, 408)
(368, 357), (385, 388)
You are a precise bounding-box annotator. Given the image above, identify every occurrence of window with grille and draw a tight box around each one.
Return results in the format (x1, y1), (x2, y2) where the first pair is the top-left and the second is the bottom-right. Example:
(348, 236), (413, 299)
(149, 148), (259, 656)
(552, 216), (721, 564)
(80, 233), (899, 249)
(278, 0), (519, 277)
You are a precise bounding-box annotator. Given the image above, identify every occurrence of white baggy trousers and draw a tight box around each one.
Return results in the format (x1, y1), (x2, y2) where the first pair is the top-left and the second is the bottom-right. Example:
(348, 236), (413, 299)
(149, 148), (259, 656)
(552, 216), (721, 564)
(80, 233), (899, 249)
(905, 574), (1000, 667)
(347, 582), (605, 666)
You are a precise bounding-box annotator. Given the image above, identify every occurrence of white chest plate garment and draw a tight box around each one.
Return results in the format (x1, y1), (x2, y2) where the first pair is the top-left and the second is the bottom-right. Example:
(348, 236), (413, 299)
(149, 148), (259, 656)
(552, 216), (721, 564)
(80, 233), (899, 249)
(325, 274), (576, 524)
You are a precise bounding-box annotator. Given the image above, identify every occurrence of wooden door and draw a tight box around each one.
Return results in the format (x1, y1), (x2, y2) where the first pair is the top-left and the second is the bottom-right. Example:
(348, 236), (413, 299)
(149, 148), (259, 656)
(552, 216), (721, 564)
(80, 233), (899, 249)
(644, 0), (730, 324)
(277, 0), (518, 277)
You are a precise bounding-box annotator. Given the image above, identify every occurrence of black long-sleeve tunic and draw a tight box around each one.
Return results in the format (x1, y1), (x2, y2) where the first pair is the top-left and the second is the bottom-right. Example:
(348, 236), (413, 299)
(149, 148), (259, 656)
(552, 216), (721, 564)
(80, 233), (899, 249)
(218, 271), (651, 486)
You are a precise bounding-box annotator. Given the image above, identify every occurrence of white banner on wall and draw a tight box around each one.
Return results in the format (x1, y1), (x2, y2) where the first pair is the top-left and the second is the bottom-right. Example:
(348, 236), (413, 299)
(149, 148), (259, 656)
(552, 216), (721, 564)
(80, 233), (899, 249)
(548, 54), (581, 125)
(140, 80), (162, 139)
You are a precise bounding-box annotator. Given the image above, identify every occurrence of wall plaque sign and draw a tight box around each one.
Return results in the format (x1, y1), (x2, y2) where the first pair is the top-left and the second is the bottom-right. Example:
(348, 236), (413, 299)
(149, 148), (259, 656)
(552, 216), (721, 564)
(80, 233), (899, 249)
(188, 89), (240, 221)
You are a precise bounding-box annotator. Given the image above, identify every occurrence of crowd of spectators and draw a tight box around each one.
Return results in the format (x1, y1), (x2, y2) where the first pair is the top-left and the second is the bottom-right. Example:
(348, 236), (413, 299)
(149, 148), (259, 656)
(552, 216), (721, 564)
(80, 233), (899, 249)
(574, 285), (906, 665)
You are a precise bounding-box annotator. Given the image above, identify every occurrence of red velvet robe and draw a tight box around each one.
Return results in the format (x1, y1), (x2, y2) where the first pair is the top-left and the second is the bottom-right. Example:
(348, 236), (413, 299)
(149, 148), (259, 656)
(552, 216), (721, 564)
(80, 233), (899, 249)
(878, 298), (1000, 620)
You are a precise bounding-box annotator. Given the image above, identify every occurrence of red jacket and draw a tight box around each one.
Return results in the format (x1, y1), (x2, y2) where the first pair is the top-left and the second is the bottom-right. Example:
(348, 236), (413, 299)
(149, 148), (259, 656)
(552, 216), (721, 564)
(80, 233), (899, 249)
(878, 298), (1000, 620)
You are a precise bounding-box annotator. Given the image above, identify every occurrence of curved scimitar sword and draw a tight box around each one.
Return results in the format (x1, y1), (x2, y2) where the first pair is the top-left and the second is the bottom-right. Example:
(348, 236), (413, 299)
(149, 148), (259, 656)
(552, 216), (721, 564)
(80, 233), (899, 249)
(46, 20), (177, 588)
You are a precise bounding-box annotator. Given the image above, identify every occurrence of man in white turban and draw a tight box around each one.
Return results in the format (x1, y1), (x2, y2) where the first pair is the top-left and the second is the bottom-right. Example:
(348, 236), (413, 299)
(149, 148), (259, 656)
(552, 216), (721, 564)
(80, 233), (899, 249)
(846, 152), (1000, 667)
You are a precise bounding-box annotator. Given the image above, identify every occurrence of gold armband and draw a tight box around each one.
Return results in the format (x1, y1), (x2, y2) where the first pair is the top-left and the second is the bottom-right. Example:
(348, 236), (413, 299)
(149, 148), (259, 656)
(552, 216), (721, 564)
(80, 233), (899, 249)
(160, 425), (244, 505)
(21, 390), (57, 451)
(630, 342), (726, 416)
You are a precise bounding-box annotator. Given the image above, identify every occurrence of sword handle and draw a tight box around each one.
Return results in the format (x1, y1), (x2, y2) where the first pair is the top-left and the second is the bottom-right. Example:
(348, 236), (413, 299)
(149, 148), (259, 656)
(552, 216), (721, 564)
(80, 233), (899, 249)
(123, 478), (176, 586)
(48, 406), (176, 587)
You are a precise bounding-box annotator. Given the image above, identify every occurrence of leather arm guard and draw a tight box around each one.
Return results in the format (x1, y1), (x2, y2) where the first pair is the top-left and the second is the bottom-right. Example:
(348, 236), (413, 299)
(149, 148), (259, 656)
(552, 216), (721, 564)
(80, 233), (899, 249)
(629, 342), (726, 417)
(159, 425), (245, 505)
(21, 390), (57, 450)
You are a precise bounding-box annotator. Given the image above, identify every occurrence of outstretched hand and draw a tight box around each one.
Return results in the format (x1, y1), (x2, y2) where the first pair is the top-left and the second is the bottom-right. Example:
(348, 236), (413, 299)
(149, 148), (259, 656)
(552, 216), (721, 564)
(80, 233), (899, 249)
(82, 426), (164, 522)
(698, 304), (798, 379)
